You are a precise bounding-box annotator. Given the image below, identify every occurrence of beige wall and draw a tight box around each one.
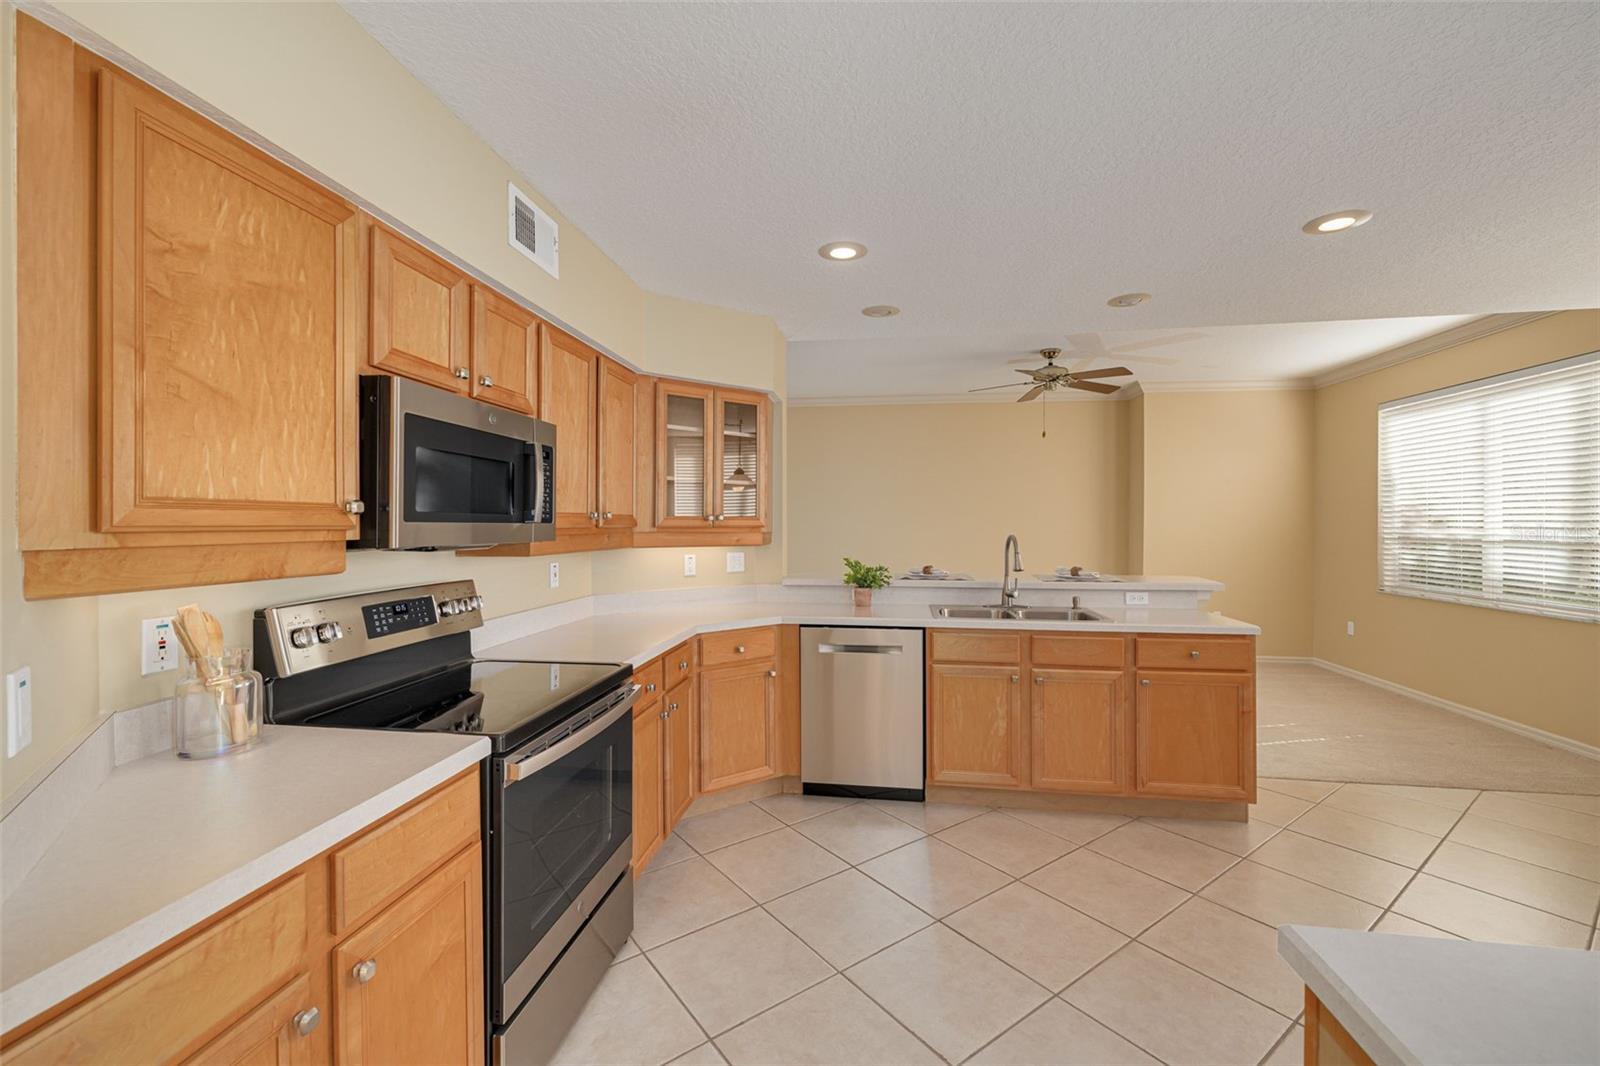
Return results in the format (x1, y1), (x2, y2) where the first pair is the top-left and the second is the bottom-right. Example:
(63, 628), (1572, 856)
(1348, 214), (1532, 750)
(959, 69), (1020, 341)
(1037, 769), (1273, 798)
(1313, 310), (1600, 748)
(786, 400), (1129, 580)
(0, 2), (785, 806)
(1137, 389), (1316, 658)
(1126, 394), (1145, 573)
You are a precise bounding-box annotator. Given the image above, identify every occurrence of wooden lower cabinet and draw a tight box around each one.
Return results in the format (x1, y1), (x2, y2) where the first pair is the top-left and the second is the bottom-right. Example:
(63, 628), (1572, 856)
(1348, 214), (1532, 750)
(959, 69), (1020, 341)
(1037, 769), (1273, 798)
(632, 696), (667, 868)
(927, 663), (1028, 789)
(332, 845), (484, 1066)
(1304, 988), (1376, 1066)
(665, 678), (697, 822)
(0, 769), (484, 1066)
(1030, 668), (1124, 793)
(698, 661), (778, 793)
(1133, 670), (1255, 802)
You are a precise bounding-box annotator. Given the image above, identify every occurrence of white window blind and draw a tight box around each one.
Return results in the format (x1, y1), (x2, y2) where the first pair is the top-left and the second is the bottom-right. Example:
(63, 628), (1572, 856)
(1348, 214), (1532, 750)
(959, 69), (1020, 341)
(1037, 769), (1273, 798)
(1377, 351), (1600, 622)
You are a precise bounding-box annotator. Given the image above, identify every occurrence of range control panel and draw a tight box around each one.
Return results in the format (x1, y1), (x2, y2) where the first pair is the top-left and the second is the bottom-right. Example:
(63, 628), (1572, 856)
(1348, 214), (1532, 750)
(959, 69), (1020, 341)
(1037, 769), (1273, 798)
(258, 580), (484, 677)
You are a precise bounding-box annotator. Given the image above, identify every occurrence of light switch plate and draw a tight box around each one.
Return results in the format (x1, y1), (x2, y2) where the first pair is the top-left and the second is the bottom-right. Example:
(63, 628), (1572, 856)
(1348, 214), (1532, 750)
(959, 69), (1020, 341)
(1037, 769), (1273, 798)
(683, 553), (697, 577)
(726, 551), (745, 574)
(1347, 620), (1356, 636)
(549, 562), (560, 589)
(141, 616), (179, 676)
(1124, 591), (1151, 606)
(6, 667), (33, 757)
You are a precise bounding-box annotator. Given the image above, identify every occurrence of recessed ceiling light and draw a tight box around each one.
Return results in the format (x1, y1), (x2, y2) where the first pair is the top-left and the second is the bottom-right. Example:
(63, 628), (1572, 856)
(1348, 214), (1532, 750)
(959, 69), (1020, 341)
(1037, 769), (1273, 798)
(1107, 292), (1150, 308)
(1302, 210), (1373, 235)
(819, 241), (867, 261)
(861, 305), (900, 318)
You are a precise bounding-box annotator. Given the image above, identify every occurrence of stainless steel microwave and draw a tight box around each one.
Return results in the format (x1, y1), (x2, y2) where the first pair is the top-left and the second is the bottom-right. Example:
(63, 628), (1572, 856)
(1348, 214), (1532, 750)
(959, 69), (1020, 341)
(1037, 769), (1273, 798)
(358, 376), (556, 550)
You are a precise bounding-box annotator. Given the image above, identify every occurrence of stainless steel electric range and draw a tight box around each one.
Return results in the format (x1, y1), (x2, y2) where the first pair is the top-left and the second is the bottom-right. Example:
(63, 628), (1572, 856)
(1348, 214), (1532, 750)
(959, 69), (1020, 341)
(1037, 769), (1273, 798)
(252, 580), (636, 1065)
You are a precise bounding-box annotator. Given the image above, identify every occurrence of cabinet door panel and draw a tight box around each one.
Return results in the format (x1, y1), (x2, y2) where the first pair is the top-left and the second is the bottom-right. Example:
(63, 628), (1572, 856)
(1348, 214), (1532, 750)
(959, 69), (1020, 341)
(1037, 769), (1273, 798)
(180, 973), (317, 1066)
(470, 286), (537, 414)
(370, 225), (469, 392)
(633, 705), (665, 868)
(98, 69), (355, 533)
(655, 383), (715, 528)
(1134, 670), (1254, 801)
(597, 358), (639, 529)
(665, 678), (696, 824)
(712, 389), (769, 529)
(333, 844), (484, 1066)
(539, 325), (599, 532)
(699, 665), (777, 793)
(1031, 669), (1123, 794)
(927, 664), (1027, 789)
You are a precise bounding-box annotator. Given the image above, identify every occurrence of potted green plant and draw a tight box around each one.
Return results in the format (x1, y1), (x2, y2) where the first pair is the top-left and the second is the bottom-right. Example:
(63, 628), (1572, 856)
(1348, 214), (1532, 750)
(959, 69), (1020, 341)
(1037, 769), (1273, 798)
(842, 557), (892, 608)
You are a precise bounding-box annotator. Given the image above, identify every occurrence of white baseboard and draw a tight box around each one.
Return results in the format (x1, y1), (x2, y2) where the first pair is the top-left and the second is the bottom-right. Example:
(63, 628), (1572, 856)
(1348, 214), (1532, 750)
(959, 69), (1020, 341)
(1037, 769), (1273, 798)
(1257, 656), (1313, 664)
(1309, 658), (1600, 762)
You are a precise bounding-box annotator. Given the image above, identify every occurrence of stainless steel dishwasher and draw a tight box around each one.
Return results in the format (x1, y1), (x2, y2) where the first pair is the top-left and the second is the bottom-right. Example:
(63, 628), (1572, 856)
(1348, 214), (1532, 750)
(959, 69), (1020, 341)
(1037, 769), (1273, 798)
(800, 627), (925, 801)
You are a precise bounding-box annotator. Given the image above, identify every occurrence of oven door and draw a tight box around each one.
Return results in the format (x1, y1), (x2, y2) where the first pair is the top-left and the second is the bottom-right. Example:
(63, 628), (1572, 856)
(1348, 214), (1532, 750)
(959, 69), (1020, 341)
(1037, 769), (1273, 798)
(362, 375), (555, 549)
(492, 685), (636, 1023)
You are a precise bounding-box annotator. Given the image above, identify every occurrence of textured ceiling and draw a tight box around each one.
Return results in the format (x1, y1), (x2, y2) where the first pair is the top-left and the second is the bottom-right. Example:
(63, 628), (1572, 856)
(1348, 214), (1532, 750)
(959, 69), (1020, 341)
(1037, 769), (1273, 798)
(345, 1), (1598, 386)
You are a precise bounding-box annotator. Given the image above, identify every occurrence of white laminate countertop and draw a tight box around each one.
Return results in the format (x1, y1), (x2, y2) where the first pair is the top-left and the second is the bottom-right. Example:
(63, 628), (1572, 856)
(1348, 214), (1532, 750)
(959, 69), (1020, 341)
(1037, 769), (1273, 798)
(782, 574), (1224, 592)
(0, 726), (488, 1033)
(1278, 925), (1600, 1065)
(481, 598), (1258, 668)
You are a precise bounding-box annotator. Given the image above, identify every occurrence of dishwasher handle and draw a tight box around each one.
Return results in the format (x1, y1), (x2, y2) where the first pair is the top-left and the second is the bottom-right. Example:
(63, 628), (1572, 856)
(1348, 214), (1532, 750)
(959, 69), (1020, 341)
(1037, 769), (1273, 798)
(815, 642), (904, 655)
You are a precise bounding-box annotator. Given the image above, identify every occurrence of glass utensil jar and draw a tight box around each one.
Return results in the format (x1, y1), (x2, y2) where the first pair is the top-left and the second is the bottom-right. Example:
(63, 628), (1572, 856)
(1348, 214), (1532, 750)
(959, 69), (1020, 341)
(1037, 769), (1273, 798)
(172, 649), (263, 759)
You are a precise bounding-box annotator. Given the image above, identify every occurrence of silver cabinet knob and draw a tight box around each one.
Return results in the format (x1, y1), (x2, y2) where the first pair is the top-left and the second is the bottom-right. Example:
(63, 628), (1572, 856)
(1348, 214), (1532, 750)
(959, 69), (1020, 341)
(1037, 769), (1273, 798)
(735, 645), (746, 654)
(668, 702), (678, 713)
(1034, 675), (1042, 684)
(1141, 679), (1152, 686)
(293, 1007), (321, 1037)
(603, 511), (614, 520)
(768, 669), (777, 678)
(588, 511), (600, 522)
(659, 710), (668, 720)
(679, 660), (689, 671)
(343, 499), (365, 515)
(645, 682), (656, 693)
(353, 959), (378, 984)
(453, 366), (470, 380)
(1010, 674), (1019, 683)
(479, 374), (495, 388)
(1189, 650), (1200, 659)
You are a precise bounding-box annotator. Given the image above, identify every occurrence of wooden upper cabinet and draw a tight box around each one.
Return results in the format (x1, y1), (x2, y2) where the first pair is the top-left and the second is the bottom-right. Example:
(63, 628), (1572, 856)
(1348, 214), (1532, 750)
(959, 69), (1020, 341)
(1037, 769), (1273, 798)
(370, 224), (470, 392)
(597, 357), (640, 529)
(1133, 670), (1255, 802)
(1031, 668), (1125, 794)
(655, 381), (716, 528)
(469, 286), (538, 414)
(712, 389), (770, 529)
(97, 68), (358, 534)
(927, 663), (1028, 789)
(333, 844), (485, 1066)
(540, 324), (600, 532)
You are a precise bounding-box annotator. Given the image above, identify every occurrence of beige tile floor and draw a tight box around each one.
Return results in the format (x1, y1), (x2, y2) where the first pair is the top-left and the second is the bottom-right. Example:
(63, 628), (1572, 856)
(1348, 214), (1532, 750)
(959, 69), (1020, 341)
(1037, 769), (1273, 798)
(555, 784), (1600, 1066)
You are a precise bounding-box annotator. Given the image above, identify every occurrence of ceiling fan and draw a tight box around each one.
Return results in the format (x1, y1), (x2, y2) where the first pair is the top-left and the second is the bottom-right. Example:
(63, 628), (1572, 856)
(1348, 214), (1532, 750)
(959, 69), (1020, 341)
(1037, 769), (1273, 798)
(971, 348), (1133, 402)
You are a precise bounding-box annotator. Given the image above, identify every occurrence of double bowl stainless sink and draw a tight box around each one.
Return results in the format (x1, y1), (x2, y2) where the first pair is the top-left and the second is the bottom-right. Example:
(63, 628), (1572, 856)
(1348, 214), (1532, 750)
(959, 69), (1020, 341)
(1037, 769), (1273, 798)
(931, 605), (1107, 622)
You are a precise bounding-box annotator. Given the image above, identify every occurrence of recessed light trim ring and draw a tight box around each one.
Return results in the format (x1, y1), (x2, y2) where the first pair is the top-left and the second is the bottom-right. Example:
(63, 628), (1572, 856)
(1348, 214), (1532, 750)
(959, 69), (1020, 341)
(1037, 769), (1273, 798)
(1302, 210), (1373, 235)
(819, 241), (867, 261)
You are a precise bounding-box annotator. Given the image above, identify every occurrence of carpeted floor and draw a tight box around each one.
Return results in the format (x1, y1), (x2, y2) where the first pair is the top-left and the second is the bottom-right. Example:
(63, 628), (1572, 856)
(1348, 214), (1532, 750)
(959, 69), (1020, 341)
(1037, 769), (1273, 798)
(1256, 662), (1600, 794)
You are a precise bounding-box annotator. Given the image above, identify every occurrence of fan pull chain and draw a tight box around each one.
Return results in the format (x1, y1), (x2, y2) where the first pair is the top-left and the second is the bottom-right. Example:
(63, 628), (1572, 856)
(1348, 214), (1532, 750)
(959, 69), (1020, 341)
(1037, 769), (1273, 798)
(1041, 392), (1047, 438)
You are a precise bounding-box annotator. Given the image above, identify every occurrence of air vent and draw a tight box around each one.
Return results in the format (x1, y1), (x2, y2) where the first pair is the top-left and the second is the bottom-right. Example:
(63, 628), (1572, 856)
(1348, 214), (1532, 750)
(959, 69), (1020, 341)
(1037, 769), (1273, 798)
(507, 182), (559, 278)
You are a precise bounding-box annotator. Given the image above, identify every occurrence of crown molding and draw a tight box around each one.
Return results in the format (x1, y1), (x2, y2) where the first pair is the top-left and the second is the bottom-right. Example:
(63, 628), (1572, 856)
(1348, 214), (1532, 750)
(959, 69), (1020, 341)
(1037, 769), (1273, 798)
(1135, 379), (1313, 394)
(1310, 312), (1562, 388)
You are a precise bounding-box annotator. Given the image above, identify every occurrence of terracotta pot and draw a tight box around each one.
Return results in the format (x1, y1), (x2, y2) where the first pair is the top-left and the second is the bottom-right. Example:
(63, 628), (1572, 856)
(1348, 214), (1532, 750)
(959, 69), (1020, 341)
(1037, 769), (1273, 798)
(852, 587), (873, 608)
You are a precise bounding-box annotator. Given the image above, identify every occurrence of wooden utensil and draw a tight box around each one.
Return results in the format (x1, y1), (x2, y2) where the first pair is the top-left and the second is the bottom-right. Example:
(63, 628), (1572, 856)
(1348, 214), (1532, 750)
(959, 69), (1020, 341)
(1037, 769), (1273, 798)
(174, 604), (247, 743)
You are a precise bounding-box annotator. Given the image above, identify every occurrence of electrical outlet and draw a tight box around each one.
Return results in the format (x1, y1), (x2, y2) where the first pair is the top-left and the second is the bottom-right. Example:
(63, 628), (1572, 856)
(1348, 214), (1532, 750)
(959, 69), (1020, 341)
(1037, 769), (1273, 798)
(1346, 620), (1356, 637)
(6, 667), (33, 758)
(141, 616), (179, 676)
(683, 553), (697, 578)
(1124, 591), (1150, 606)
(549, 562), (560, 589)
(726, 551), (745, 574)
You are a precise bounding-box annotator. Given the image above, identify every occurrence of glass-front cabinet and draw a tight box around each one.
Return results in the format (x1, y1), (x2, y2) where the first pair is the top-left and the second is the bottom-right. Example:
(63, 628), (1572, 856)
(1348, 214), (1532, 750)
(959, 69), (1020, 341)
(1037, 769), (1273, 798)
(654, 381), (769, 532)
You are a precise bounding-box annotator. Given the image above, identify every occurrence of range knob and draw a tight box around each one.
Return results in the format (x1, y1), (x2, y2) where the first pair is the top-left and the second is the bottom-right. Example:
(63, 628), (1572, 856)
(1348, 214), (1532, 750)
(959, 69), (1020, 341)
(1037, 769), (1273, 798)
(315, 622), (343, 644)
(467, 595), (483, 611)
(289, 626), (316, 649)
(440, 599), (460, 617)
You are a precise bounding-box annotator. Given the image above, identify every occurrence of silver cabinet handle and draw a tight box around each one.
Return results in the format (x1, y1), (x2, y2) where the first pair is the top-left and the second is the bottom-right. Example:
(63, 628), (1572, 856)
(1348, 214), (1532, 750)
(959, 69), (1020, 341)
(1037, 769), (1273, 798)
(479, 374), (495, 388)
(353, 959), (377, 984)
(343, 499), (365, 515)
(1190, 650), (1200, 659)
(453, 366), (469, 380)
(293, 1007), (321, 1037)
(1141, 679), (1152, 686)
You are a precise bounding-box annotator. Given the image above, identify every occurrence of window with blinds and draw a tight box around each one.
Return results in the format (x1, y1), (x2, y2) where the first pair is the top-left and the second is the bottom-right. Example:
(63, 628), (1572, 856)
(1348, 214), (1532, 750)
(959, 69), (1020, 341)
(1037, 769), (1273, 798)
(1377, 351), (1600, 622)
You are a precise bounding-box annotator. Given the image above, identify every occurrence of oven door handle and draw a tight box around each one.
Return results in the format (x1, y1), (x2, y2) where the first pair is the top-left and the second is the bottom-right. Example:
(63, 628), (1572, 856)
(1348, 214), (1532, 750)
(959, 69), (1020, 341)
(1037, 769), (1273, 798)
(503, 684), (639, 786)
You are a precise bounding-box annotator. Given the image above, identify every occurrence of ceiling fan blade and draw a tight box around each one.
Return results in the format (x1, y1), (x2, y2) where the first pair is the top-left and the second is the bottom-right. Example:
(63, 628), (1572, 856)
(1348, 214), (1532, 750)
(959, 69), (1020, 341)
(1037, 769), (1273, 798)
(1070, 366), (1133, 379)
(1017, 385), (1046, 403)
(968, 381), (1033, 393)
(1067, 380), (1121, 394)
